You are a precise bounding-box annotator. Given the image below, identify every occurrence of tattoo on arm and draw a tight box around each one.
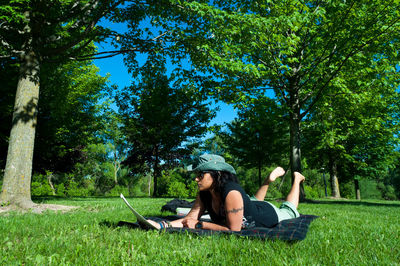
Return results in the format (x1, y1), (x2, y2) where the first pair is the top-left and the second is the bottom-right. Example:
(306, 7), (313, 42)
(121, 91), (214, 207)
(226, 206), (243, 214)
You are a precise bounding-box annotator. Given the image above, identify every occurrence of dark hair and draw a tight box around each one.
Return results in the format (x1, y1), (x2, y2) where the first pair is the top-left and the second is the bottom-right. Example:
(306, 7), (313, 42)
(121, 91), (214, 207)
(208, 170), (239, 194)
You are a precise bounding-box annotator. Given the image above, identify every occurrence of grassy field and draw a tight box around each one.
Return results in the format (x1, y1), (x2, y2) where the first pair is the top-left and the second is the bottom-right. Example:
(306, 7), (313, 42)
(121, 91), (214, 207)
(1, 197), (399, 265)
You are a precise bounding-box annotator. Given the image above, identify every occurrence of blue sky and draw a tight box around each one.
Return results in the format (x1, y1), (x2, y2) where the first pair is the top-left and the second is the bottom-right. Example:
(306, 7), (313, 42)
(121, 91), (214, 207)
(94, 20), (238, 127)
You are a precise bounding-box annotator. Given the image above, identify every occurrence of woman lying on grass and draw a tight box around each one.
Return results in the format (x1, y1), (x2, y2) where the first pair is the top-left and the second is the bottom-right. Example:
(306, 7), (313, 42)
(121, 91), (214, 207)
(147, 154), (305, 231)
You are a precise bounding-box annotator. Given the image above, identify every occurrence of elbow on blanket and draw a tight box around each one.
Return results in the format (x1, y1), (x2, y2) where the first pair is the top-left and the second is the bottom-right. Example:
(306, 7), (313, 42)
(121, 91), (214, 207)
(228, 225), (242, 232)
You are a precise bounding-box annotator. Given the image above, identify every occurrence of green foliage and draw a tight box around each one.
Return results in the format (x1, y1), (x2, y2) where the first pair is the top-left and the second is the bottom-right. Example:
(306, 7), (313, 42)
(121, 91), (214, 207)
(219, 97), (289, 186)
(0, 0), (114, 61)
(0, 62), (19, 168)
(336, 176), (399, 200)
(236, 167), (261, 196)
(34, 58), (109, 173)
(0, 0), (28, 23)
(29, 172), (98, 198)
(65, 181), (90, 197)
(302, 57), (400, 196)
(0, 0), (125, 205)
(106, 185), (130, 197)
(130, 183), (150, 198)
(1, 197), (399, 264)
(359, 179), (384, 200)
(31, 173), (54, 197)
(235, 166), (284, 199)
(186, 181), (198, 198)
(377, 183), (397, 201)
(303, 185), (319, 199)
(129, 173), (152, 197)
(117, 54), (216, 196)
(27, 164), (398, 200)
(139, 0), (400, 185)
(71, 143), (132, 196)
(302, 168), (332, 198)
(0, 52), (109, 172)
(55, 184), (66, 197)
(339, 181), (356, 199)
(158, 169), (197, 198)
(167, 181), (189, 198)
(235, 165), (336, 200)
(387, 156), (400, 199)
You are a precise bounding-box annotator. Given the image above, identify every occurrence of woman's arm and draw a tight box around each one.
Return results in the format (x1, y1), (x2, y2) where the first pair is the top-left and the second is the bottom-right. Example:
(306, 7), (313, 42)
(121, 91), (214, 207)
(146, 193), (205, 229)
(169, 194), (204, 227)
(223, 190), (244, 231)
(147, 191), (244, 231)
(182, 190), (244, 231)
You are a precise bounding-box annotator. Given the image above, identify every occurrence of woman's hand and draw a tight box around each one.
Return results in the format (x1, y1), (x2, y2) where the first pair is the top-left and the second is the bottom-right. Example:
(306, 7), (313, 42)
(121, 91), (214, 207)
(181, 218), (198, 229)
(145, 219), (161, 229)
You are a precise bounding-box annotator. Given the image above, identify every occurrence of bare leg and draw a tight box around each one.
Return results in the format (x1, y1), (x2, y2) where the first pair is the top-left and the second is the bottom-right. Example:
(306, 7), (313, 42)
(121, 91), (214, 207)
(285, 172), (305, 208)
(254, 167), (285, 201)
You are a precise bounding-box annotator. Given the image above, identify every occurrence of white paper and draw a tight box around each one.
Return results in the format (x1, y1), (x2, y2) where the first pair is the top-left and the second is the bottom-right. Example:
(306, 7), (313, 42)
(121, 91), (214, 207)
(120, 194), (158, 229)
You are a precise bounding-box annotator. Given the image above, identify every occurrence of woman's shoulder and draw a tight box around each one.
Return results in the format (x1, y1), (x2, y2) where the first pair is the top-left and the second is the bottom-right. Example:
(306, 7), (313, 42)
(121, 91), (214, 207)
(223, 181), (242, 189)
(222, 181), (246, 198)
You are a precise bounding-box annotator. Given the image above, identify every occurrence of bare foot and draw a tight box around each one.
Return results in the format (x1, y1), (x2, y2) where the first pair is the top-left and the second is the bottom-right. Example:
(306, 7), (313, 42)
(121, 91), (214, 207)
(293, 172), (305, 183)
(264, 167), (285, 184)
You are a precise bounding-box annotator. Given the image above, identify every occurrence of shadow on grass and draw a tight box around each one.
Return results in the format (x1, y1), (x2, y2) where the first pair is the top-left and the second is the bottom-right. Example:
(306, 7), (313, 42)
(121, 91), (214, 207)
(99, 215), (178, 230)
(99, 220), (141, 229)
(301, 198), (400, 208)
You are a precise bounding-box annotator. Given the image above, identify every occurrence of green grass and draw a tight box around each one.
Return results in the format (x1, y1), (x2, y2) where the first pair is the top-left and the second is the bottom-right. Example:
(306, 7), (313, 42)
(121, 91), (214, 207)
(1, 197), (399, 265)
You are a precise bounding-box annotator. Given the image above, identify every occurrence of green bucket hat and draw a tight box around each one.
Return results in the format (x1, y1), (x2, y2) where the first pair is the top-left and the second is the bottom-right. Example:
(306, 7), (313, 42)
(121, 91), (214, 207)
(187, 154), (236, 175)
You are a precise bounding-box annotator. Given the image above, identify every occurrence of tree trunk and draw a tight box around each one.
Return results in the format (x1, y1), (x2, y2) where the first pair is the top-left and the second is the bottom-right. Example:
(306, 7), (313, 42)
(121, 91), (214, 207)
(148, 174), (152, 197)
(152, 150), (160, 197)
(329, 158), (341, 198)
(47, 172), (56, 196)
(113, 162), (118, 185)
(289, 96), (305, 199)
(258, 159), (262, 187)
(113, 151), (120, 185)
(354, 179), (361, 200)
(0, 49), (40, 208)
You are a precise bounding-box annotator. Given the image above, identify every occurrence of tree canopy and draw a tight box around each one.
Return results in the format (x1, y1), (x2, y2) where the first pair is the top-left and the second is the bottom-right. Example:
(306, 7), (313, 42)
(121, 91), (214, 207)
(134, 0), (400, 193)
(0, 0), (125, 208)
(1, 0), (400, 203)
(0, 51), (108, 172)
(303, 59), (400, 197)
(116, 54), (216, 196)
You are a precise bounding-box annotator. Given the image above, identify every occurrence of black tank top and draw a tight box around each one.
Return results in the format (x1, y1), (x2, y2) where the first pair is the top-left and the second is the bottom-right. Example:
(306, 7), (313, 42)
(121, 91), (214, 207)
(200, 182), (278, 228)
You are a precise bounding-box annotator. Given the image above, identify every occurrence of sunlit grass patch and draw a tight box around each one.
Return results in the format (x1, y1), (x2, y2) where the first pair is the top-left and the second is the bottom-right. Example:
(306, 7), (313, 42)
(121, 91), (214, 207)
(1, 197), (399, 265)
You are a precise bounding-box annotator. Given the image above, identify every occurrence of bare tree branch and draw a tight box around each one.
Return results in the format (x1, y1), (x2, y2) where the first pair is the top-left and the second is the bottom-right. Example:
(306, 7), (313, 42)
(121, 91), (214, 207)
(45, 0), (125, 57)
(295, 1), (356, 94)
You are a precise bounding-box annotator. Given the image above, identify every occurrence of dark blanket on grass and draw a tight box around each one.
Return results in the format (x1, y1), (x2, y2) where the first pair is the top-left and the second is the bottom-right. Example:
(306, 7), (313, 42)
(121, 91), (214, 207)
(156, 198), (318, 241)
(147, 215), (318, 241)
(118, 214), (318, 241)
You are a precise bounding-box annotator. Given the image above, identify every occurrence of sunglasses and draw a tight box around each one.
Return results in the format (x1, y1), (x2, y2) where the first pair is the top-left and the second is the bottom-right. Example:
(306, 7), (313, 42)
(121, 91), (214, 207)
(195, 171), (210, 180)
